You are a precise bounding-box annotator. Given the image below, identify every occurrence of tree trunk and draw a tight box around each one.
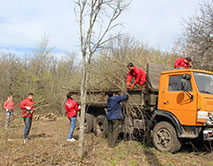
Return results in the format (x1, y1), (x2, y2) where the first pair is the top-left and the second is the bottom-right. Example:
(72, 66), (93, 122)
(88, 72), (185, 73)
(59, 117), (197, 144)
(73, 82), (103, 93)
(78, 55), (88, 158)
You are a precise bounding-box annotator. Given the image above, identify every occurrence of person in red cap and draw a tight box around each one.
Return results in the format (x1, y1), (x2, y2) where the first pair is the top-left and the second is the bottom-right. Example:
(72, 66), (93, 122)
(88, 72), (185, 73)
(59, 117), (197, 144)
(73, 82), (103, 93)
(174, 57), (192, 69)
(3, 94), (14, 129)
(19, 93), (35, 142)
(126, 63), (147, 89)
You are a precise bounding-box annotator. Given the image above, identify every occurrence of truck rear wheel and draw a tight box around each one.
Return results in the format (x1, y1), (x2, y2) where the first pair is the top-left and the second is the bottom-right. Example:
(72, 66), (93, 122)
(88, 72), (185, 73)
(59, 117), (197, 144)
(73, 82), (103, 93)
(94, 115), (108, 138)
(152, 121), (181, 153)
(85, 113), (95, 133)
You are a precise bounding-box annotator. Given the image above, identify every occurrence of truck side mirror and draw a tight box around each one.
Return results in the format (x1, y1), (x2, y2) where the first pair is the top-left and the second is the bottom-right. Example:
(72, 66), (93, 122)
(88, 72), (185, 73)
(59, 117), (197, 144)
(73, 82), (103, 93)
(181, 79), (188, 91)
(181, 74), (191, 91)
(182, 74), (191, 80)
(181, 74), (193, 100)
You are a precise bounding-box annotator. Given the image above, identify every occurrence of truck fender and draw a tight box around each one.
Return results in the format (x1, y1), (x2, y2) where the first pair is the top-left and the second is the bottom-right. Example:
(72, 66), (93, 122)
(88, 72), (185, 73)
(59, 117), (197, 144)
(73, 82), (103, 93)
(150, 110), (183, 137)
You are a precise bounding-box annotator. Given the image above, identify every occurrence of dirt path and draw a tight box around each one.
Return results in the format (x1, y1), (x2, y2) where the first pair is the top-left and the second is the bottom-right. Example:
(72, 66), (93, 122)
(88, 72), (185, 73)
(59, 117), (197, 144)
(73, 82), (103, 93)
(0, 111), (212, 166)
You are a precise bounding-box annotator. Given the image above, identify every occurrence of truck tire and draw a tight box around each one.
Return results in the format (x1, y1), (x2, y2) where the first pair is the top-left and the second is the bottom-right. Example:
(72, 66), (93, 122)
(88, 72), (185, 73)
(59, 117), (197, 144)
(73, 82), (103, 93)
(85, 113), (95, 133)
(152, 121), (181, 153)
(94, 115), (108, 138)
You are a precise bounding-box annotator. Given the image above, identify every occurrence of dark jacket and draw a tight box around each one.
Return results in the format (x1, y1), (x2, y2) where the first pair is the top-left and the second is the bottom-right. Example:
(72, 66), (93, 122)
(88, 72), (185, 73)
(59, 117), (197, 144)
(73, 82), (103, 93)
(107, 94), (128, 120)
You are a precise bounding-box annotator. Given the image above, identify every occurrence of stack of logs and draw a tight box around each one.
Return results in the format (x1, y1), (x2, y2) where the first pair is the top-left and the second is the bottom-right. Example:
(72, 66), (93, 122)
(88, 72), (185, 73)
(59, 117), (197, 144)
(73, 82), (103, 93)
(34, 113), (58, 121)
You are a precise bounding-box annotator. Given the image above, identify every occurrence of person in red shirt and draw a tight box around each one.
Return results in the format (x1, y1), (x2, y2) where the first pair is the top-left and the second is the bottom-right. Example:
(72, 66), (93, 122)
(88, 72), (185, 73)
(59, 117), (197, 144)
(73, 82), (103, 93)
(3, 94), (14, 129)
(19, 93), (35, 142)
(127, 63), (147, 89)
(174, 57), (192, 69)
(65, 92), (80, 142)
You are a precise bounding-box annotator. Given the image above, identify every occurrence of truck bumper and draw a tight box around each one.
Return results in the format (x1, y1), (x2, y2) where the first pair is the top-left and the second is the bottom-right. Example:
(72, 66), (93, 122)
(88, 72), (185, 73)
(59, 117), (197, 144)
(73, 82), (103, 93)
(203, 128), (213, 140)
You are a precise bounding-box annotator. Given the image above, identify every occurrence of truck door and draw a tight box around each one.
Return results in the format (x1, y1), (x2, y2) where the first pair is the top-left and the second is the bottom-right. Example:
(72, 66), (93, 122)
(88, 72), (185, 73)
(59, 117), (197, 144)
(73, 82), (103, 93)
(161, 74), (197, 125)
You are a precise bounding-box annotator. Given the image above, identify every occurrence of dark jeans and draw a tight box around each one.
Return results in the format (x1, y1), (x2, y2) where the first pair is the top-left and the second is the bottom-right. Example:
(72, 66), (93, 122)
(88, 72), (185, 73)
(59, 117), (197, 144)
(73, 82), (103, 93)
(108, 119), (123, 148)
(23, 117), (32, 139)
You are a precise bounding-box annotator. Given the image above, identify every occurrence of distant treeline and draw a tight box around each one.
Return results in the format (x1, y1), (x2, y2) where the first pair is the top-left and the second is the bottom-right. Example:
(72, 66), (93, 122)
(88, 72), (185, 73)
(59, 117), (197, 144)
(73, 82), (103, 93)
(0, 36), (187, 114)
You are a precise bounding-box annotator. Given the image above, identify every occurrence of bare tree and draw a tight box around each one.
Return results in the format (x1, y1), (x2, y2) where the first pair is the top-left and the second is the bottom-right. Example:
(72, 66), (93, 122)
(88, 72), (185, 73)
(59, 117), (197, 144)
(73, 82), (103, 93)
(178, 0), (213, 71)
(74, 0), (131, 158)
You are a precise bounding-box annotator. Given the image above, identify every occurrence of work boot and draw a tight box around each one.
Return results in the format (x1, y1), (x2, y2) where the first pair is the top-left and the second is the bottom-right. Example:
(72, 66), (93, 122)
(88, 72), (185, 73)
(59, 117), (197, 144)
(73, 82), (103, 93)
(24, 137), (30, 144)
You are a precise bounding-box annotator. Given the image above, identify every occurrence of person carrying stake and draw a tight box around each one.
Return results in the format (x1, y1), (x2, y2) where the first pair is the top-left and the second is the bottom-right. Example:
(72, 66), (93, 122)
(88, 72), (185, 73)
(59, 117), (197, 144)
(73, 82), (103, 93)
(3, 94), (14, 129)
(19, 93), (35, 142)
(127, 62), (147, 90)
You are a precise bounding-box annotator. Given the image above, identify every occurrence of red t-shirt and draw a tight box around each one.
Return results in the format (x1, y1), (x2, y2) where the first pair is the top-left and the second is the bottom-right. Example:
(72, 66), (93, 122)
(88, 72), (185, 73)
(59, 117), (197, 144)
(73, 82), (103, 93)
(19, 97), (35, 118)
(65, 98), (79, 118)
(3, 99), (14, 111)
(127, 66), (147, 85)
(174, 57), (190, 69)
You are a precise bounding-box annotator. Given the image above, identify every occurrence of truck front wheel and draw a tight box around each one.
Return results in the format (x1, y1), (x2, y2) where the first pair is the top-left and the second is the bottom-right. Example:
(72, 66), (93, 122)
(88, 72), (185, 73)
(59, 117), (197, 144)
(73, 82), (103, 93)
(152, 121), (181, 153)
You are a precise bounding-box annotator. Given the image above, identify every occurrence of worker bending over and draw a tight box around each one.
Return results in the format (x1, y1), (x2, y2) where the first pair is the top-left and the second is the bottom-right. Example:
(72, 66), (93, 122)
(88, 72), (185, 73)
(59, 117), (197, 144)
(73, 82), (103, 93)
(174, 57), (192, 69)
(127, 63), (147, 89)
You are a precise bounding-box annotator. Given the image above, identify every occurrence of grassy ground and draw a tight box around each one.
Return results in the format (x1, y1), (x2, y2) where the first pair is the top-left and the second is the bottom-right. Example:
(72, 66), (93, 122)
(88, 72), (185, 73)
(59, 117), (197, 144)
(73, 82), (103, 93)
(0, 111), (212, 166)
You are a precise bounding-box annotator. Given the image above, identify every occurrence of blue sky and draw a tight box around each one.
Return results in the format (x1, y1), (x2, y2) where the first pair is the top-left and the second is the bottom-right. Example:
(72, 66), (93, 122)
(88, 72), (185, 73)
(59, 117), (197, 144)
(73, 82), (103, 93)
(0, 0), (202, 57)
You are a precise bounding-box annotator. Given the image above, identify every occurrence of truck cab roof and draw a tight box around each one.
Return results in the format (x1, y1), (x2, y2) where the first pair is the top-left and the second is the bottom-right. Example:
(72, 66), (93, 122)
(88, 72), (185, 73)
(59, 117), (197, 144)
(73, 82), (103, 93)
(161, 69), (213, 75)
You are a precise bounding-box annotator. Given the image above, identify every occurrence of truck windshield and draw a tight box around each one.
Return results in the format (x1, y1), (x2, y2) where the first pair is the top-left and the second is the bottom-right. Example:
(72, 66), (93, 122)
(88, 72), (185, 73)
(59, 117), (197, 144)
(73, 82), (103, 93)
(194, 72), (213, 95)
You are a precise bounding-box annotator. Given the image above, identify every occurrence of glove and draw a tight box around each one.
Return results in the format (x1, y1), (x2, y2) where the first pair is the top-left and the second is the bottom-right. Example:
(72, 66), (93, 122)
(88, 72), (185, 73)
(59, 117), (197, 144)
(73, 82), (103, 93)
(25, 106), (31, 110)
(131, 84), (134, 90)
(29, 110), (34, 113)
(127, 82), (131, 87)
(78, 105), (81, 110)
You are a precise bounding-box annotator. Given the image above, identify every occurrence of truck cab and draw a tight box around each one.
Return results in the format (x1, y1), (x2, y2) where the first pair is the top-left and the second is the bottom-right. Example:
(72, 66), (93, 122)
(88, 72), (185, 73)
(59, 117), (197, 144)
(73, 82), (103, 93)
(152, 69), (213, 152)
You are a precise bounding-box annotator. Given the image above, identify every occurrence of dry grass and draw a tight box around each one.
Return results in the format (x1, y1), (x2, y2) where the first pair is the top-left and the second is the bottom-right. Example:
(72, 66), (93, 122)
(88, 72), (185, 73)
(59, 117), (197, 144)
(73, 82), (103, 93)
(0, 111), (212, 166)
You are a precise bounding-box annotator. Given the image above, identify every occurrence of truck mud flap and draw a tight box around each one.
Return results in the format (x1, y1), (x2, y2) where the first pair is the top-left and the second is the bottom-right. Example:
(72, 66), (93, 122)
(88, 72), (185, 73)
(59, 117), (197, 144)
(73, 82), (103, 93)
(203, 128), (213, 140)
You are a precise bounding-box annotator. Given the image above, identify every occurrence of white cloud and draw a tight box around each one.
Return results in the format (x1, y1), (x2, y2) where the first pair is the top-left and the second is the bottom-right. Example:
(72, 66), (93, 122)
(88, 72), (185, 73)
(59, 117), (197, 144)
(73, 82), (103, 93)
(0, 0), (202, 56)
(0, 0), (79, 55)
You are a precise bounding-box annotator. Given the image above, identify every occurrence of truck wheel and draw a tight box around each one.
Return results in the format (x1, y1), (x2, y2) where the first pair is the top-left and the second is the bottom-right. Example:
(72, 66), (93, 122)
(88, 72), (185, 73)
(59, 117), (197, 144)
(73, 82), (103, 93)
(94, 115), (108, 138)
(85, 113), (95, 133)
(152, 121), (181, 153)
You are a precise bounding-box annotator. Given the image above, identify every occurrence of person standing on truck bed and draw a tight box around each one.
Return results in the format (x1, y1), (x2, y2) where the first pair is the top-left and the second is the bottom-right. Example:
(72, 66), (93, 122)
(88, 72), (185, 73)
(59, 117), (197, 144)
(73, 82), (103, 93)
(127, 62), (147, 89)
(65, 92), (80, 142)
(107, 91), (128, 148)
(174, 57), (192, 69)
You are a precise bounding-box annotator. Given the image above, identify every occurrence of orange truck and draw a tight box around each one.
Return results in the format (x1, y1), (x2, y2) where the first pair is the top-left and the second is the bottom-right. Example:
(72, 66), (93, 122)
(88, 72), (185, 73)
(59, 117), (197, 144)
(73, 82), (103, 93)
(151, 69), (213, 152)
(70, 68), (213, 153)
